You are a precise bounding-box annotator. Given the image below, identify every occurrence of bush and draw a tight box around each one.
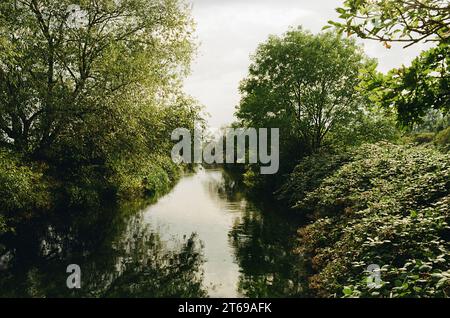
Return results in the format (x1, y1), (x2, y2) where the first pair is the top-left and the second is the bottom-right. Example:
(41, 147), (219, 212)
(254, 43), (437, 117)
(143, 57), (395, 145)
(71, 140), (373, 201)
(408, 132), (436, 145)
(108, 154), (181, 199)
(435, 126), (450, 152)
(295, 142), (450, 297)
(0, 150), (51, 232)
(329, 110), (400, 148)
(278, 150), (351, 211)
(52, 153), (182, 209)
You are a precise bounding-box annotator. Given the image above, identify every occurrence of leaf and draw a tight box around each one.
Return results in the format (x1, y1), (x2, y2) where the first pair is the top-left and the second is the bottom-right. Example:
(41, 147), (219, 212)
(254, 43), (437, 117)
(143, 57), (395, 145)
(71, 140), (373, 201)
(343, 286), (353, 295)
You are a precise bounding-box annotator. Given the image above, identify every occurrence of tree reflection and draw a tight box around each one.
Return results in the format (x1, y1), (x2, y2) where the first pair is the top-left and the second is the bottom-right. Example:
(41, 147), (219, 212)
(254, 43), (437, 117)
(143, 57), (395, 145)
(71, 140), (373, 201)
(0, 170), (309, 298)
(220, 172), (308, 298)
(0, 201), (206, 298)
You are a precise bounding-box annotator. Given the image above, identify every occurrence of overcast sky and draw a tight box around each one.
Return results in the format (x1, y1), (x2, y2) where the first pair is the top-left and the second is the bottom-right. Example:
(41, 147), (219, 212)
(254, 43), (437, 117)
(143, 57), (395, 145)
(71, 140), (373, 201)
(184, 0), (431, 128)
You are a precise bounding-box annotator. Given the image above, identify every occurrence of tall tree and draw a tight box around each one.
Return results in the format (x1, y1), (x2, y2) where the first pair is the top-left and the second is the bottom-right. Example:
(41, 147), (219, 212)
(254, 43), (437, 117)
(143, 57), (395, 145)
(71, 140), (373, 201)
(236, 28), (370, 153)
(0, 0), (196, 160)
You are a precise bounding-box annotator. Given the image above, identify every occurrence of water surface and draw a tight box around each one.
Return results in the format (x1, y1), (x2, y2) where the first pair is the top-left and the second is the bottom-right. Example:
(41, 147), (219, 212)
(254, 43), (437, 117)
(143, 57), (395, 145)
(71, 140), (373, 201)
(0, 169), (305, 297)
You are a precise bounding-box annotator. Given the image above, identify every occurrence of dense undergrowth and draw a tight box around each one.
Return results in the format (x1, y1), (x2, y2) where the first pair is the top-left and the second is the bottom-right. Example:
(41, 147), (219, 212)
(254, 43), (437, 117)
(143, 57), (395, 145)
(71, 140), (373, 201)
(0, 150), (51, 235)
(282, 142), (450, 297)
(0, 149), (182, 238)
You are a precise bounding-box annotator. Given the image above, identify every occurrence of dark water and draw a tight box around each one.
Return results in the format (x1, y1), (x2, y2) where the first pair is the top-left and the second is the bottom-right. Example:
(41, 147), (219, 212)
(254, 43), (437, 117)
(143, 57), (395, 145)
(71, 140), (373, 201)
(0, 169), (306, 297)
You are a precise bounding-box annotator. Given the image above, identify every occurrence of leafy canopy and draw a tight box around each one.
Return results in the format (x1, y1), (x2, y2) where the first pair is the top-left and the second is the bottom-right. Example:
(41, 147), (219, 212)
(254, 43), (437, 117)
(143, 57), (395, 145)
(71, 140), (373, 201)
(236, 28), (371, 153)
(362, 42), (449, 126)
(0, 0), (197, 161)
(328, 0), (450, 127)
(328, 0), (450, 48)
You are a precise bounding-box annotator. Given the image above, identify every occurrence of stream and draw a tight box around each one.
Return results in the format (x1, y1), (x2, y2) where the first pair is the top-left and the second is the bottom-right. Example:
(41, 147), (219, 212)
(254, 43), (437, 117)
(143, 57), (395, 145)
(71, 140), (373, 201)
(0, 169), (307, 297)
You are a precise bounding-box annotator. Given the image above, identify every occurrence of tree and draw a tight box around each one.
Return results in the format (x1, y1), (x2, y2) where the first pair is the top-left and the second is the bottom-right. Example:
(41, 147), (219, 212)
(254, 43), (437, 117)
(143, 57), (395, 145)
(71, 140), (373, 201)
(362, 43), (449, 126)
(236, 28), (370, 154)
(328, 0), (450, 48)
(328, 0), (450, 127)
(0, 0), (196, 160)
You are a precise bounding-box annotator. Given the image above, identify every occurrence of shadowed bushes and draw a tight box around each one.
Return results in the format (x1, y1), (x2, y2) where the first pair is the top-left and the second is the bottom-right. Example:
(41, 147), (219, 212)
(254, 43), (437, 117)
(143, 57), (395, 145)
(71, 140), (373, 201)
(0, 150), (52, 234)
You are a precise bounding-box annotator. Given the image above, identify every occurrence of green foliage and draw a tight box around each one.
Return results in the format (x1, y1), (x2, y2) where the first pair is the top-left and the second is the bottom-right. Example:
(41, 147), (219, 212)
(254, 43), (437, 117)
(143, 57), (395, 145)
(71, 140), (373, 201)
(329, 1), (450, 127)
(278, 150), (351, 210)
(295, 142), (450, 297)
(0, 0), (202, 215)
(412, 110), (450, 133)
(328, 108), (400, 148)
(232, 27), (392, 194)
(109, 154), (181, 199)
(435, 126), (450, 152)
(328, 0), (449, 47)
(280, 115), (404, 213)
(408, 132), (436, 145)
(0, 150), (51, 233)
(0, 0), (196, 157)
(236, 27), (371, 154)
(362, 43), (449, 127)
(0, 151), (51, 214)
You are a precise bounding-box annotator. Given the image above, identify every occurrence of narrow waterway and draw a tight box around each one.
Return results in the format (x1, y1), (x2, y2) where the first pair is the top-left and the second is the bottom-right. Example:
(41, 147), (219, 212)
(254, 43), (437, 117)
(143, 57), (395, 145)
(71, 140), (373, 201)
(0, 169), (306, 297)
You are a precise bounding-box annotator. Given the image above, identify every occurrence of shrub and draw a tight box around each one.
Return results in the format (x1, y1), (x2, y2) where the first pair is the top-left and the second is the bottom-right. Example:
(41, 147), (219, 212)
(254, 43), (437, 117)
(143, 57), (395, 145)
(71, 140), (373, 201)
(329, 110), (400, 148)
(295, 142), (450, 297)
(278, 150), (351, 211)
(108, 154), (181, 199)
(408, 132), (435, 145)
(435, 126), (450, 152)
(0, 150), (51, 232)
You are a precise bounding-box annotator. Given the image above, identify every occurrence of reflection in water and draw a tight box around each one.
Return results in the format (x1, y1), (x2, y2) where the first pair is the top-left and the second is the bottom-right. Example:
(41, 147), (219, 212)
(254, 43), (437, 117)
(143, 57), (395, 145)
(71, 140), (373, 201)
(220, 172), (307, 298)
(143, 169), (306, 297)
(0, 202), (206, 297)
(0, 169), (306, 297)
(229, 208), (306, 297)
(143, 170), (243, 297)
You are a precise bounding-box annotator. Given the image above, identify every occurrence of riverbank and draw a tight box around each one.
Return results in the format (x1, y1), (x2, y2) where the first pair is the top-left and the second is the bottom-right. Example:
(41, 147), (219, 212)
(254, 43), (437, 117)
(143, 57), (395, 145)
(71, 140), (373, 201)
(0, 150), (184, 257)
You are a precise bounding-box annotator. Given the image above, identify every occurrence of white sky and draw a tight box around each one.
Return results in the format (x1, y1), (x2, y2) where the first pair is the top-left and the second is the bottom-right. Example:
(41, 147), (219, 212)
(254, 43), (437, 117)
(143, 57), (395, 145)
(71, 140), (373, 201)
(184, 0), (432, 128)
